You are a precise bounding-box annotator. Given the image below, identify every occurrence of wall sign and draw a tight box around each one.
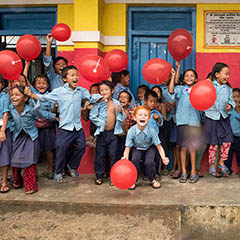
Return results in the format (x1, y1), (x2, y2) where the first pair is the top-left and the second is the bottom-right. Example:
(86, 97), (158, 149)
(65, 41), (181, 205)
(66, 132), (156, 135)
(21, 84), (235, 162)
(204, 11), (240, 48)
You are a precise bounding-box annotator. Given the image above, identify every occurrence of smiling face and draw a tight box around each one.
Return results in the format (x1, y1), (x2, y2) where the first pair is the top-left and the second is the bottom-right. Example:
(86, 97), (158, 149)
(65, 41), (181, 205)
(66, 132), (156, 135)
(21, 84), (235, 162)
(183, 70), (197, 87)
(134, 108), (150, 129)
(215, 67), (230, 85)
(121, 74), (130, 87)
(63, 69), (79, 90)
(54, 59), (67, 75)
(137, 87), (146, 101)
(10, 87), (28, 107)
(145, 95), (158, 110)
(233, 91), (240, 106)
(34, 77), (49, 94)
(99, 83), (113, 100)
(118, 91), (131, 108)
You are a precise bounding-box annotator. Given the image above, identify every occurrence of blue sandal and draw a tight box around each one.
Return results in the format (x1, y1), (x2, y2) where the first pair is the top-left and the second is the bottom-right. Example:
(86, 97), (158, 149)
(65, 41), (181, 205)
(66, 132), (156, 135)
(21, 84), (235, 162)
(218, 164), (229, 178)
(209, 167), (222, 178)
(179, 174), (188, 183)
(67, 164), (79, 177)
(54, 173), (63, 183)
(189, 174), (199, 184)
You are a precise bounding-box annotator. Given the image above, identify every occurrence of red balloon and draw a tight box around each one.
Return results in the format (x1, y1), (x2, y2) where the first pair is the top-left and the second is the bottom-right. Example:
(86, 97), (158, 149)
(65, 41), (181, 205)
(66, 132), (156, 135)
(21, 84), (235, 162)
(52, 23), (71, 42)
(16, 35), (41, 61)
(168, 29), (193, 61)
(0, 50), (22, 81)
(104, 49), (128, 72)
(190, 80), (216, 111)
(110, 159), (137, 189)
(142, 58), (172, 84)
(77, 55), (111, 83)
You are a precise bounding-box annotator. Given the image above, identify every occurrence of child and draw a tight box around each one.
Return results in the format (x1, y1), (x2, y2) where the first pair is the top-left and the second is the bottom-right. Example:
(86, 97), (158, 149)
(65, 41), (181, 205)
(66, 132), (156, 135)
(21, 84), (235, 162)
(136, 84), (149, 106)
(90, 80), (125, 185)
(169, 68), (202, 183)
(26, 66), (90, 183)
(113, 70), (135, 106)
(43, 34), (68, 91)
(123, 106), (169, 190)
(0, 76), (11, 193)
(225, 88), (240, 175)
(9, 85), (40, 194)
(204, 63), (234, 177)
(33, 74), (57, 179)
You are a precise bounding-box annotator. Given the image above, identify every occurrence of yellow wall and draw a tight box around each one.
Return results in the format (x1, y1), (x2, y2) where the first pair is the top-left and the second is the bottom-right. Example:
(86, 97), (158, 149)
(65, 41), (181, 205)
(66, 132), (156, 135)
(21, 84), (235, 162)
(196, 3), (240, 53)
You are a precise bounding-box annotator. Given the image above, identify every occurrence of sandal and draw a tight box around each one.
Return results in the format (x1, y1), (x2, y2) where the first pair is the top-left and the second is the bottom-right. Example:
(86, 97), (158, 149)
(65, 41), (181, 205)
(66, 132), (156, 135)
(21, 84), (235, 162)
(209, 167), (222, 178)
(197, 170), (204, 178)
(54, 173), (63, 183)
(95, 179), (103, 185)
(25, 190), (36, 195)
(47, 172), (54, 180)
(128, 184), (136, 190)
(161, 168), (169, 176)
(155, 173), (161, 181)
(173, 170), (181, 179)
(0, 185), (10, 193)
(189, 174), (199, 184)
(109, 181), (114, 186)
(11, 183), (22, 189)
(169, 170), (174, 177)
(151, 179), (161, 189)
(179, 174), (188, 183)
(218, 164), (230, 178)
(67, 164), (79, 177)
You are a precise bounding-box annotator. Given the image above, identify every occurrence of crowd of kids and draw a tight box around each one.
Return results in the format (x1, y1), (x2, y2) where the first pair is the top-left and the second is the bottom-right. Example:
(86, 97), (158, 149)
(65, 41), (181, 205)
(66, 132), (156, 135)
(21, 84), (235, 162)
(0, 33), (240, 194)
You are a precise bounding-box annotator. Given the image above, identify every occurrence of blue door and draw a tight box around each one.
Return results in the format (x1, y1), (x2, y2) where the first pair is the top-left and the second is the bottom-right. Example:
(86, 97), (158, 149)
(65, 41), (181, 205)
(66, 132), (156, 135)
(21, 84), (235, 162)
(128, 7), (196, 97)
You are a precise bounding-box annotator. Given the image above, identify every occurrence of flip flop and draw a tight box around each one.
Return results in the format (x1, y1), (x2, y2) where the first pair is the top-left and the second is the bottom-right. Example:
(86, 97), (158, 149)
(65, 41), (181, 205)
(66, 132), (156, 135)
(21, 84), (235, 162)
(0, 185), (10, 193)
(151, 180), (161, 189)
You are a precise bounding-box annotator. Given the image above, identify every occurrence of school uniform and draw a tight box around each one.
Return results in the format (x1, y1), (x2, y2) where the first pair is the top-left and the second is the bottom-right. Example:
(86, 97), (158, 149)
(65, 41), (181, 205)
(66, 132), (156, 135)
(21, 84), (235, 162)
(0, 92), (11, 167)
(38, 83), (90, 175)
(125, 124), (161, 182)
(89, 98), (125, 180)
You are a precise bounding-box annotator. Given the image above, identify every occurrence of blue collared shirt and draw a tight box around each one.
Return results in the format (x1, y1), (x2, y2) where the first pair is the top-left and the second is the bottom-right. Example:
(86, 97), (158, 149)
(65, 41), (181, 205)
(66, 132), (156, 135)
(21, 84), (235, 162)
(171, 85), (201, 127)
(0, 91), (10, 118)
(9, 100), (41, 141)
(43, 54), (64, 91)
(39, 83), (90, 131)
(204, 80), (235, 120)
(113, 83), (135, 106)
(125, 124), (161, 150)
(147, 109), (163, 134)
(89, 98), (125, 136)
(229, 108), (240, 136)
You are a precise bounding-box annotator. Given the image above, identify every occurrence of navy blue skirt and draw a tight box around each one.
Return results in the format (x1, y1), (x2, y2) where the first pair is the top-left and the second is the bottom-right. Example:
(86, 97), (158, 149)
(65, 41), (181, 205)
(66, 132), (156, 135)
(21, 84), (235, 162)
(38, 125), (56, 152)
(0, 129), (12, 167)
(11, 132), (40, 168)
(204, 116), (233, 145)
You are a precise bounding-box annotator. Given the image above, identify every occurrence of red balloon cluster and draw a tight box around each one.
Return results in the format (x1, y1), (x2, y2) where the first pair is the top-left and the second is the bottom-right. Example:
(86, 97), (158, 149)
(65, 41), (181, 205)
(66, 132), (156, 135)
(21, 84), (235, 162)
(77, 55), (111, 83)
(0, 50), (23, 81)
(190, 80), (216, 111)
(110, 159), (137, 189)
(168, 29), (193, 61)
(142, 58), (172, 84)
(104, 49), (128, 72)
(52, 23), (71, 42)
(16, 35), (41, 61)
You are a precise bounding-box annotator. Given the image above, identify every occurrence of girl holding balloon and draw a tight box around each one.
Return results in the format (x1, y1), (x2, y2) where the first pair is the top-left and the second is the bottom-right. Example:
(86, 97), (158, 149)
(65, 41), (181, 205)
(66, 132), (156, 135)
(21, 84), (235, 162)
(204, 62), (234, 178)
(168, 67), (202, 183)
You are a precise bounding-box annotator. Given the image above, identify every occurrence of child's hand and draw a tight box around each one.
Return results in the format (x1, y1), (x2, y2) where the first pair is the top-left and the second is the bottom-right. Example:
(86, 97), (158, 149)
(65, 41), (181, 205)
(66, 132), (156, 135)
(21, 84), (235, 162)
(55, 117), (60, 122)
(46, 33), (54, 43)
(25, 60), (31, 67)
(162, 157), (169, 165)
(24, 87), (32, 97)
(116, 105), (122, 112)
(175, 61), (180, 68)
(226, 104), (232, 112)
(171, 68), (176, 77)
(0, 131), (6, 142)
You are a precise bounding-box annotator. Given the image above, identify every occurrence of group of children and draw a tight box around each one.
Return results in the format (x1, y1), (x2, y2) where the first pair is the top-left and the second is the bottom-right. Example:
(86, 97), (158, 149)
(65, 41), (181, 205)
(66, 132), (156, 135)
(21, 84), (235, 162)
(0, 33), (240, 194)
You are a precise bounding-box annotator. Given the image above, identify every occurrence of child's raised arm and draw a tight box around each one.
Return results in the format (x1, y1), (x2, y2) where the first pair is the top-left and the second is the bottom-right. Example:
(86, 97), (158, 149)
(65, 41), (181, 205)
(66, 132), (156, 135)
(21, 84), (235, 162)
(175, 61), (181, 85)
(168, 68), (176, 94)
(46, 34), (54, 57)
(23, 60), (31, 87)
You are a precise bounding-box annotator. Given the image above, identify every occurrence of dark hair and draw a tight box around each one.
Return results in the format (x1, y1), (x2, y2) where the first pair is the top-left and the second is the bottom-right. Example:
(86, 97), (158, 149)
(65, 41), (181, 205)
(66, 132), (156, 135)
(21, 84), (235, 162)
(32, 74), (50, 89)
(118, 90), (132, 103)
(137, 84), (149, 92)
(211, 62), (229, 80)
(0, 75), (8, 90)
(99, 80), (114, 91)
(120, 70), (129, 76)
(62, 65), (78, 79)
(206, 72), (212, 80)
(233, 88), (240, 94)
(151, 86), (162, 96)
(90, 83), (99, 92)
(53, 56), (68, 68)
(19, 74), (28, 85)
(144, 89), (158, 101)
(183, 69), (198, 81)
(111, 72), (122, 85)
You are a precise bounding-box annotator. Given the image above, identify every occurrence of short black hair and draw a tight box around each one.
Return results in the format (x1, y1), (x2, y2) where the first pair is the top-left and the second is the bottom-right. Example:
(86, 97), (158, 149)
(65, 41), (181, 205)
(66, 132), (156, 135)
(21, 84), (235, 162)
(118, 90), (132, 102)
(53, 56), (68, 68)
(90, 83), (99, 92)
(137, 84), (149, 92)
(144, 89), (158, 101)
(0, 75), (8, 89)
(233, 88), (240, 94)
(62, 65), (78, 79)
(120, 69), (129, 76)
(32, 74), (50, 89)
(99, 80), (114, 91)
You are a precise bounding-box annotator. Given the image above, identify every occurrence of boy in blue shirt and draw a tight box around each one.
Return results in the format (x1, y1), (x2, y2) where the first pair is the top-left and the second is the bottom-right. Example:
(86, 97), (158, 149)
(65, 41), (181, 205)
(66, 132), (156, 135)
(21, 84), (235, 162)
(123, 106), (169, 190)
(26, 66), (90, 183)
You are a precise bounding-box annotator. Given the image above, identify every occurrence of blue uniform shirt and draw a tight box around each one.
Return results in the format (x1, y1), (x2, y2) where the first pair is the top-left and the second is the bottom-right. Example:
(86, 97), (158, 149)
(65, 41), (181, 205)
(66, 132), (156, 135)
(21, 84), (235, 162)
(9, 100), (41, 141)
(229, 108), (240, 136)
(113, 83), (135, 106)
(38, 83), (90, 131)
(171, 85), (201, 127)
(89, 98), (125, 136)
(125, 124), (161, 150)
(147, 109), (163, 134)
(43, 54), (64, 91)
(204, 80), (235, 120)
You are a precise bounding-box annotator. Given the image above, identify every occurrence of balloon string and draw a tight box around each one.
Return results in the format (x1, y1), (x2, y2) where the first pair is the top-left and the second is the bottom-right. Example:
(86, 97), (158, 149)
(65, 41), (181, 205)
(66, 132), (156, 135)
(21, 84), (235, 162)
(11, 60), (22, 65)
(93, 59), (101, 73)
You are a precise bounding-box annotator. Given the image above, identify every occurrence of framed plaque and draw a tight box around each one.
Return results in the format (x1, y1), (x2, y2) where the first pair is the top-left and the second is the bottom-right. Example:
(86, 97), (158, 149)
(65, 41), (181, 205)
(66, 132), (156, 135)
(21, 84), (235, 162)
(204, 11), (240, 48)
